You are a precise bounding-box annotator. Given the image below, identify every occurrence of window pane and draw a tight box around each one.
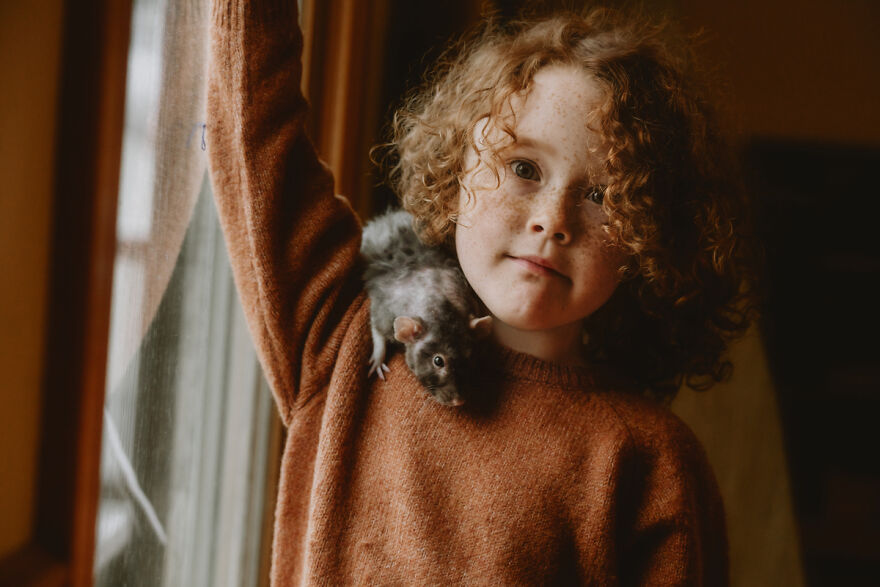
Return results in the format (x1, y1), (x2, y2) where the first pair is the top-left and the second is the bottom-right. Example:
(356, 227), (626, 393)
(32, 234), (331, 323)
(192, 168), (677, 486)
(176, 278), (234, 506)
(93, 1), (274, 585)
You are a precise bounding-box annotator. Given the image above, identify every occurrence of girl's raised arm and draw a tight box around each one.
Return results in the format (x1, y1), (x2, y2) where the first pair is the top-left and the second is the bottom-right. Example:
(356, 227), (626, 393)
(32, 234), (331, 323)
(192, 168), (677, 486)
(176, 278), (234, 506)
(207, 0), (364, 423)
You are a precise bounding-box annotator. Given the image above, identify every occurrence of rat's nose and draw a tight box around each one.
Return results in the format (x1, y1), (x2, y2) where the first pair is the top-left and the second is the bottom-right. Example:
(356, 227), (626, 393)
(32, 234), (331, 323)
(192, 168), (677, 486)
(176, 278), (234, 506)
(450, 397), (465, 407)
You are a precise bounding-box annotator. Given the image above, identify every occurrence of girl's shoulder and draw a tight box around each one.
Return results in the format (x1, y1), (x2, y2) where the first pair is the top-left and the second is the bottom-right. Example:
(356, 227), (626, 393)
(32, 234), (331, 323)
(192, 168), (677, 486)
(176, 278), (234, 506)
(594, 386), (698, 443)
(588, 385), (714, 478)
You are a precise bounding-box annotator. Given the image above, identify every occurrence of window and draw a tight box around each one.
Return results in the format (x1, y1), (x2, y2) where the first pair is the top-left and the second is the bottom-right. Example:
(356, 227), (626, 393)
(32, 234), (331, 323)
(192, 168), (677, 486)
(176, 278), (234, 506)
(92, 1), (276, 584)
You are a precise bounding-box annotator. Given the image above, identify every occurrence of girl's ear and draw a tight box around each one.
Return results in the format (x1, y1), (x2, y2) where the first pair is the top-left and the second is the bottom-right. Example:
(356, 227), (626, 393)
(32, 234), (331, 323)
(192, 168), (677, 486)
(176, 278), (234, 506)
(393, 316), (423, 344)
(469, 315), (493, 339)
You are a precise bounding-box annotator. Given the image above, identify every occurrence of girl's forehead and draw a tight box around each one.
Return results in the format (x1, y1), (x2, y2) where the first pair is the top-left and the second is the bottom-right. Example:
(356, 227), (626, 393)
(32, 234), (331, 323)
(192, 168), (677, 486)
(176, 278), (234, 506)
(527, 65), (604, 108)
(514, 66), (604, 145)
(478, 65), (607, 167)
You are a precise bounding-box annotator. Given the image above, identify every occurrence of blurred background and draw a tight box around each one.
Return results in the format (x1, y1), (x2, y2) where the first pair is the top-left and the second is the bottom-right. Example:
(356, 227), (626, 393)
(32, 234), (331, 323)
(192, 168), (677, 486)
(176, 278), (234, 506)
(2, 0), (878, 585)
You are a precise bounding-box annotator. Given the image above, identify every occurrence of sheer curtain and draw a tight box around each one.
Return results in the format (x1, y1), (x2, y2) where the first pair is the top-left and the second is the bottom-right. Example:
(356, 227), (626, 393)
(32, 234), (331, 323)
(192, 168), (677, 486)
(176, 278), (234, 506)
(93, 1), (275, 585)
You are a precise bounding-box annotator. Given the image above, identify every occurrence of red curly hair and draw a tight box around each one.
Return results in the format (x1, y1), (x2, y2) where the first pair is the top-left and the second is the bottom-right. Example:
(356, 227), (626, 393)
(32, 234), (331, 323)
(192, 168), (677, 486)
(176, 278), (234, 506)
(379, 7), (760, 401)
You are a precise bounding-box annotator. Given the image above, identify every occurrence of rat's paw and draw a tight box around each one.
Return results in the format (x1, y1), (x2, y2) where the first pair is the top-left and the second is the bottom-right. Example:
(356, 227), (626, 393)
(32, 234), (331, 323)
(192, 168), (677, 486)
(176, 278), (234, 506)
(368, 329), (389, 380)
(367, 343), (389, 380)
(367, 359), (390, 380)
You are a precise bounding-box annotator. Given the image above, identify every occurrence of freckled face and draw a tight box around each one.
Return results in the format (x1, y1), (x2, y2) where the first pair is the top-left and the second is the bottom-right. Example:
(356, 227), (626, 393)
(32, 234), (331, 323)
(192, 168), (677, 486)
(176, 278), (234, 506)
(455, 65), (626, 333)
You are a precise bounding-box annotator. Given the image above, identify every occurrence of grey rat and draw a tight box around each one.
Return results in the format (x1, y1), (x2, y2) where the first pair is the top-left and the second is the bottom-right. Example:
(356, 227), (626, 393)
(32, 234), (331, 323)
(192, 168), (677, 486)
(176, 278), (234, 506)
(360, 209), (491, 406)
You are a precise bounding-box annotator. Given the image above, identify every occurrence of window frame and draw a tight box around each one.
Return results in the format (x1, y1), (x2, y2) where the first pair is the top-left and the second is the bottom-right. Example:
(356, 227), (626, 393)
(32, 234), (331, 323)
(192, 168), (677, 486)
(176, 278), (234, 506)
(0, 0), (132, 586)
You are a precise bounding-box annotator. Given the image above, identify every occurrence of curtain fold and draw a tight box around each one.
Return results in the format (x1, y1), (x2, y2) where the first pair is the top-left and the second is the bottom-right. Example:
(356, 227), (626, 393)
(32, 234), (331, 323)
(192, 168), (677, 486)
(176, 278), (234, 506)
(107, 0), (208, 393)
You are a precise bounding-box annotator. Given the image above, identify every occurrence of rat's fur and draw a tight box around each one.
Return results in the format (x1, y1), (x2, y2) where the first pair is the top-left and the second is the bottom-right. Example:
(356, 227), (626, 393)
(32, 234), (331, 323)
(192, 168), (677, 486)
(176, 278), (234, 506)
(361, 209), (490, 406)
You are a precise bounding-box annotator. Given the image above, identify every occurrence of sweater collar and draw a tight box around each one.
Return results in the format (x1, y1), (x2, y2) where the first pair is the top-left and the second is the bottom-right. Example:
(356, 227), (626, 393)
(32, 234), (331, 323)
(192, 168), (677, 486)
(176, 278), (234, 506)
(479, 340), (602, 390)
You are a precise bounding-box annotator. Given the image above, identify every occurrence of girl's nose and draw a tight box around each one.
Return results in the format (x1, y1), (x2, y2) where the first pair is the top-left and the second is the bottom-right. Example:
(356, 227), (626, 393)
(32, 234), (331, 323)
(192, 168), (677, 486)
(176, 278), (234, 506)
(529, 191), (572, 245)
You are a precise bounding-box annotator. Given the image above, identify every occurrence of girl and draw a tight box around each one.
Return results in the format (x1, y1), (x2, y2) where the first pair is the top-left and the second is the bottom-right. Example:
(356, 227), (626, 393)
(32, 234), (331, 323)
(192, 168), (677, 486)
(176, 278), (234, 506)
(208, 1), (755, 584)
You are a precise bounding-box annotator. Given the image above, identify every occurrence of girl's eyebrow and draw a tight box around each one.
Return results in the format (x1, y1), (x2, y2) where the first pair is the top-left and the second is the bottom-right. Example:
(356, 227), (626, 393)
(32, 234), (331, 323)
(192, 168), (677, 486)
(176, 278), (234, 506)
(512, 133), (559, 158)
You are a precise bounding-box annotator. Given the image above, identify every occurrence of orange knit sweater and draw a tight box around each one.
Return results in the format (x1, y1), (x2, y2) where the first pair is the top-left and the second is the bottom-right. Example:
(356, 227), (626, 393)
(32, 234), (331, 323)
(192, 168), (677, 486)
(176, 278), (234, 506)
(206, 2), (728, 584)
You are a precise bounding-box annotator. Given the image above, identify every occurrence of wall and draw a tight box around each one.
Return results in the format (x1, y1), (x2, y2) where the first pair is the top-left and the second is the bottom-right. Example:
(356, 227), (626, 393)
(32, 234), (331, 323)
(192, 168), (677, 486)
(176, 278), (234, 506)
(676, 0), (880, 146)
(0, 0), (64, 558)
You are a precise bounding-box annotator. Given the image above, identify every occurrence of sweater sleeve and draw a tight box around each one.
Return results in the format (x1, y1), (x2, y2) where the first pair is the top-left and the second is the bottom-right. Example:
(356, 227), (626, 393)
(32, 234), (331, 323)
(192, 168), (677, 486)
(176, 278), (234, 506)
(615, 414), (729, 586)
(206, 0), (364, 424)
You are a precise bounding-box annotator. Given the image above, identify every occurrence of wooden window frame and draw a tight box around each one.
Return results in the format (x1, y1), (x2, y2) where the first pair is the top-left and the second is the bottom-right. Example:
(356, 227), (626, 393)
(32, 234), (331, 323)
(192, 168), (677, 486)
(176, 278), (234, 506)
(0, 1), (131, 585)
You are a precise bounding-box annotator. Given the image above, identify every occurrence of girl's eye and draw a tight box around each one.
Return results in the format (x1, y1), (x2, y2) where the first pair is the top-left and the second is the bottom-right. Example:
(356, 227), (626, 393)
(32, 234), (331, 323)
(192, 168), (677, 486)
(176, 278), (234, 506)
(584, 185), (606, 205)
(511, 160), (539, 181)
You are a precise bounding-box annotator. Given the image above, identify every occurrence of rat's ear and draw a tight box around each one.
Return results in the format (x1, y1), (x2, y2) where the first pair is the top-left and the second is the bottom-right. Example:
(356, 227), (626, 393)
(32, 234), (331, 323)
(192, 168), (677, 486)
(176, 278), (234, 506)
(469, 315), (492, 339)
(393, 316), (423, 344)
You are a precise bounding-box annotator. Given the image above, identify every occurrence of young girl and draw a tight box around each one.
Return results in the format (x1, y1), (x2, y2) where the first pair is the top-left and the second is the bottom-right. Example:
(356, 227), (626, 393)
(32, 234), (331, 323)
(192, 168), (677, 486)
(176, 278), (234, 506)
(208, 1), (754, 584)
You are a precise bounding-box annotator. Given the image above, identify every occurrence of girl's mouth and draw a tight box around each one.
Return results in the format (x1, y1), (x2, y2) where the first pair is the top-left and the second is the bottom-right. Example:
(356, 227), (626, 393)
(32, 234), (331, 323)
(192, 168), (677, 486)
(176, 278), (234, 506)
(507, 255), (569, 281)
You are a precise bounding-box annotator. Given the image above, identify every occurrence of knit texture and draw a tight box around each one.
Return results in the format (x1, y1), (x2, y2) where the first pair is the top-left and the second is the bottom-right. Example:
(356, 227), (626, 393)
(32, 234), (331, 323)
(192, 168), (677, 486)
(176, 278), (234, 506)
(206, 1), (729, 584)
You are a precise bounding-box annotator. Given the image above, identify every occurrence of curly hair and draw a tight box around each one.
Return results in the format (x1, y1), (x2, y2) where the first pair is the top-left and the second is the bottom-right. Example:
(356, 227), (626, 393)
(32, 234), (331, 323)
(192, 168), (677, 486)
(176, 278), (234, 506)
(378, 7), (760, 401)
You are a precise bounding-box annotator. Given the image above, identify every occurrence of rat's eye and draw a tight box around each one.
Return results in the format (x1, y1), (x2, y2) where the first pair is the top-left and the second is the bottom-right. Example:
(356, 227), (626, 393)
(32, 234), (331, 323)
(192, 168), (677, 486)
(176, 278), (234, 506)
(511, 160), (539, 181)
(432, 355), (445, 368)
(584, 185), (606, 205)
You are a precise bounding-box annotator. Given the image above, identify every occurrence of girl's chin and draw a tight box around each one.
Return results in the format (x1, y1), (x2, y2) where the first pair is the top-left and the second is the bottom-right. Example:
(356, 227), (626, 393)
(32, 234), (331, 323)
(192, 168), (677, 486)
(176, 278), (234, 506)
(483, 294), (560, 327)
(488, 308), (565, 333)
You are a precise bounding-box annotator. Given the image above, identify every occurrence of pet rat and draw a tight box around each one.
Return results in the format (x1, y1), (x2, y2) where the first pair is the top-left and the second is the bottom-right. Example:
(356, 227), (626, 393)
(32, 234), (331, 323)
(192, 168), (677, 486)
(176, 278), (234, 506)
(360, 209), (491, 407)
